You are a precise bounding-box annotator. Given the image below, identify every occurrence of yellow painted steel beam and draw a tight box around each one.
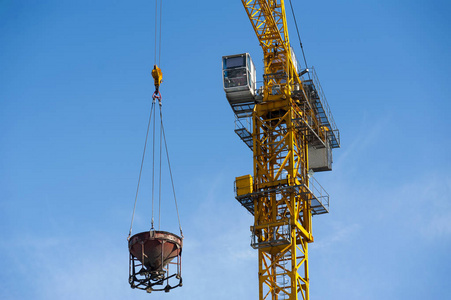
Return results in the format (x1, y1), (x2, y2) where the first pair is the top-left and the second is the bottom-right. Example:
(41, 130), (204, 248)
(238, 1), (320, 299)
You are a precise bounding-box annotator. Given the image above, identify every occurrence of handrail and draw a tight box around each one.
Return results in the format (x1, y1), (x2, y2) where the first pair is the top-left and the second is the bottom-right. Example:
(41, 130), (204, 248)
(304, 67), (340, 148)
(308, 175), (330, 213)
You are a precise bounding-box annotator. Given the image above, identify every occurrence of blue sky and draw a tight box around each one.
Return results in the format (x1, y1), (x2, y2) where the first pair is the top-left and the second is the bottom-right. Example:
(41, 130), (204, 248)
(1, 0), (450, 299)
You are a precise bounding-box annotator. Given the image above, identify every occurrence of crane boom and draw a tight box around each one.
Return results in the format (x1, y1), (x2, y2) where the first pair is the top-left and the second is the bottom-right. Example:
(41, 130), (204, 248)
(223, 1), (340, 299)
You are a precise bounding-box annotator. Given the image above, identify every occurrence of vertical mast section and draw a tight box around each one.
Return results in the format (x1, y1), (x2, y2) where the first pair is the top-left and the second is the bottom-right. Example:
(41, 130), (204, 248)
(224, 1), (339, 299)
(241, 1), (312, 299)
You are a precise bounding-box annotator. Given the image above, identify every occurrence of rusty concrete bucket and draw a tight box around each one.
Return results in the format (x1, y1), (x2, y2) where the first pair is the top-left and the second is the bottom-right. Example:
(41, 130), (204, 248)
(128, 230), (182, 293)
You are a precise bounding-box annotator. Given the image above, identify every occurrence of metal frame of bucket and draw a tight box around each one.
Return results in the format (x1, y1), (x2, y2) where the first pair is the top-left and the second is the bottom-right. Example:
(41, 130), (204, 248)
(128, 230), (182, 293)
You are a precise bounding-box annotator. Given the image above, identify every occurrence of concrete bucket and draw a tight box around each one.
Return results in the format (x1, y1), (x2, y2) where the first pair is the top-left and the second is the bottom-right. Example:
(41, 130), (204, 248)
(128, 230), (182, 292)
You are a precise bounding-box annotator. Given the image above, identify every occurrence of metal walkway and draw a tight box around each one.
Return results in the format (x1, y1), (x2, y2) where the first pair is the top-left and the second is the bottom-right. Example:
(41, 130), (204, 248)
(235, 176), (330, 216)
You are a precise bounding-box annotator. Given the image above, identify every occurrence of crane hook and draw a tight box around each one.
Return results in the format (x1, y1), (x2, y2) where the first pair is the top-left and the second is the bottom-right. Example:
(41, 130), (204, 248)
(151, 64), (163, 104)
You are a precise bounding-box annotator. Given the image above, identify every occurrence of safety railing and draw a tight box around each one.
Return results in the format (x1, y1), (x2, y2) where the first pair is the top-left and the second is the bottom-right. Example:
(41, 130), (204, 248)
(307, 175), (330, 215)
(309, 67), (340, 148)
(234, 116), (253, 150)
(251, 221), (291, 249)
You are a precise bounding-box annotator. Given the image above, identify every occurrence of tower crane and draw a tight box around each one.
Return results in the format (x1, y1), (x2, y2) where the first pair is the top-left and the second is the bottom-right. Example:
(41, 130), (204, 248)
(222, 1), (340, 299)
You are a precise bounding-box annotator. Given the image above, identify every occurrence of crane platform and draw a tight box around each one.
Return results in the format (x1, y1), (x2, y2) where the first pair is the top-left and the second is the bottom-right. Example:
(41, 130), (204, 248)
(233, 69), (340, 154)
(235, 176), (329, 216)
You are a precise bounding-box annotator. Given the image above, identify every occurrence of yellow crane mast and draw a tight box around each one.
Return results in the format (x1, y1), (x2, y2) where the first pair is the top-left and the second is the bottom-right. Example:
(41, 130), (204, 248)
(222, 1), (340, 299)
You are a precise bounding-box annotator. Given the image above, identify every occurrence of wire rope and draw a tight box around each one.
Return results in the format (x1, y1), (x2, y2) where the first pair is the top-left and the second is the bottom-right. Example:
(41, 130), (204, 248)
(128, 100), (156, 240)
(130, 0), (182, 239)
(154, 0), (158, 64)
(151, 98), (156, 229)
(158, 103), (163, 230)
(158, 0), (163, 67)
(153, 0), (163, 67)
(288, 0), (311, 79)
(160, 105), (183, 237)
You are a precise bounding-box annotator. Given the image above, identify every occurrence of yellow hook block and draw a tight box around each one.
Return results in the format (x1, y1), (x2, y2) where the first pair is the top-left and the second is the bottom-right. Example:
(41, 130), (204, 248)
(151, 64), (163, 92)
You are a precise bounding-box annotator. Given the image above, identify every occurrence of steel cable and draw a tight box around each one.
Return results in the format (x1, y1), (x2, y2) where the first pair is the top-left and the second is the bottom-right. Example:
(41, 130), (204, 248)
(130, 0), (180, 238)
(128, 100), (156, 240)
(158, 103), (163, 230)
(288, 0), (311, 79)
(151, 97), (156, 229)
(154, 0), (158, 64)
(159, 104), (183, 237)
(153, 0), (163, 67)
(158, 0), (163, 67)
